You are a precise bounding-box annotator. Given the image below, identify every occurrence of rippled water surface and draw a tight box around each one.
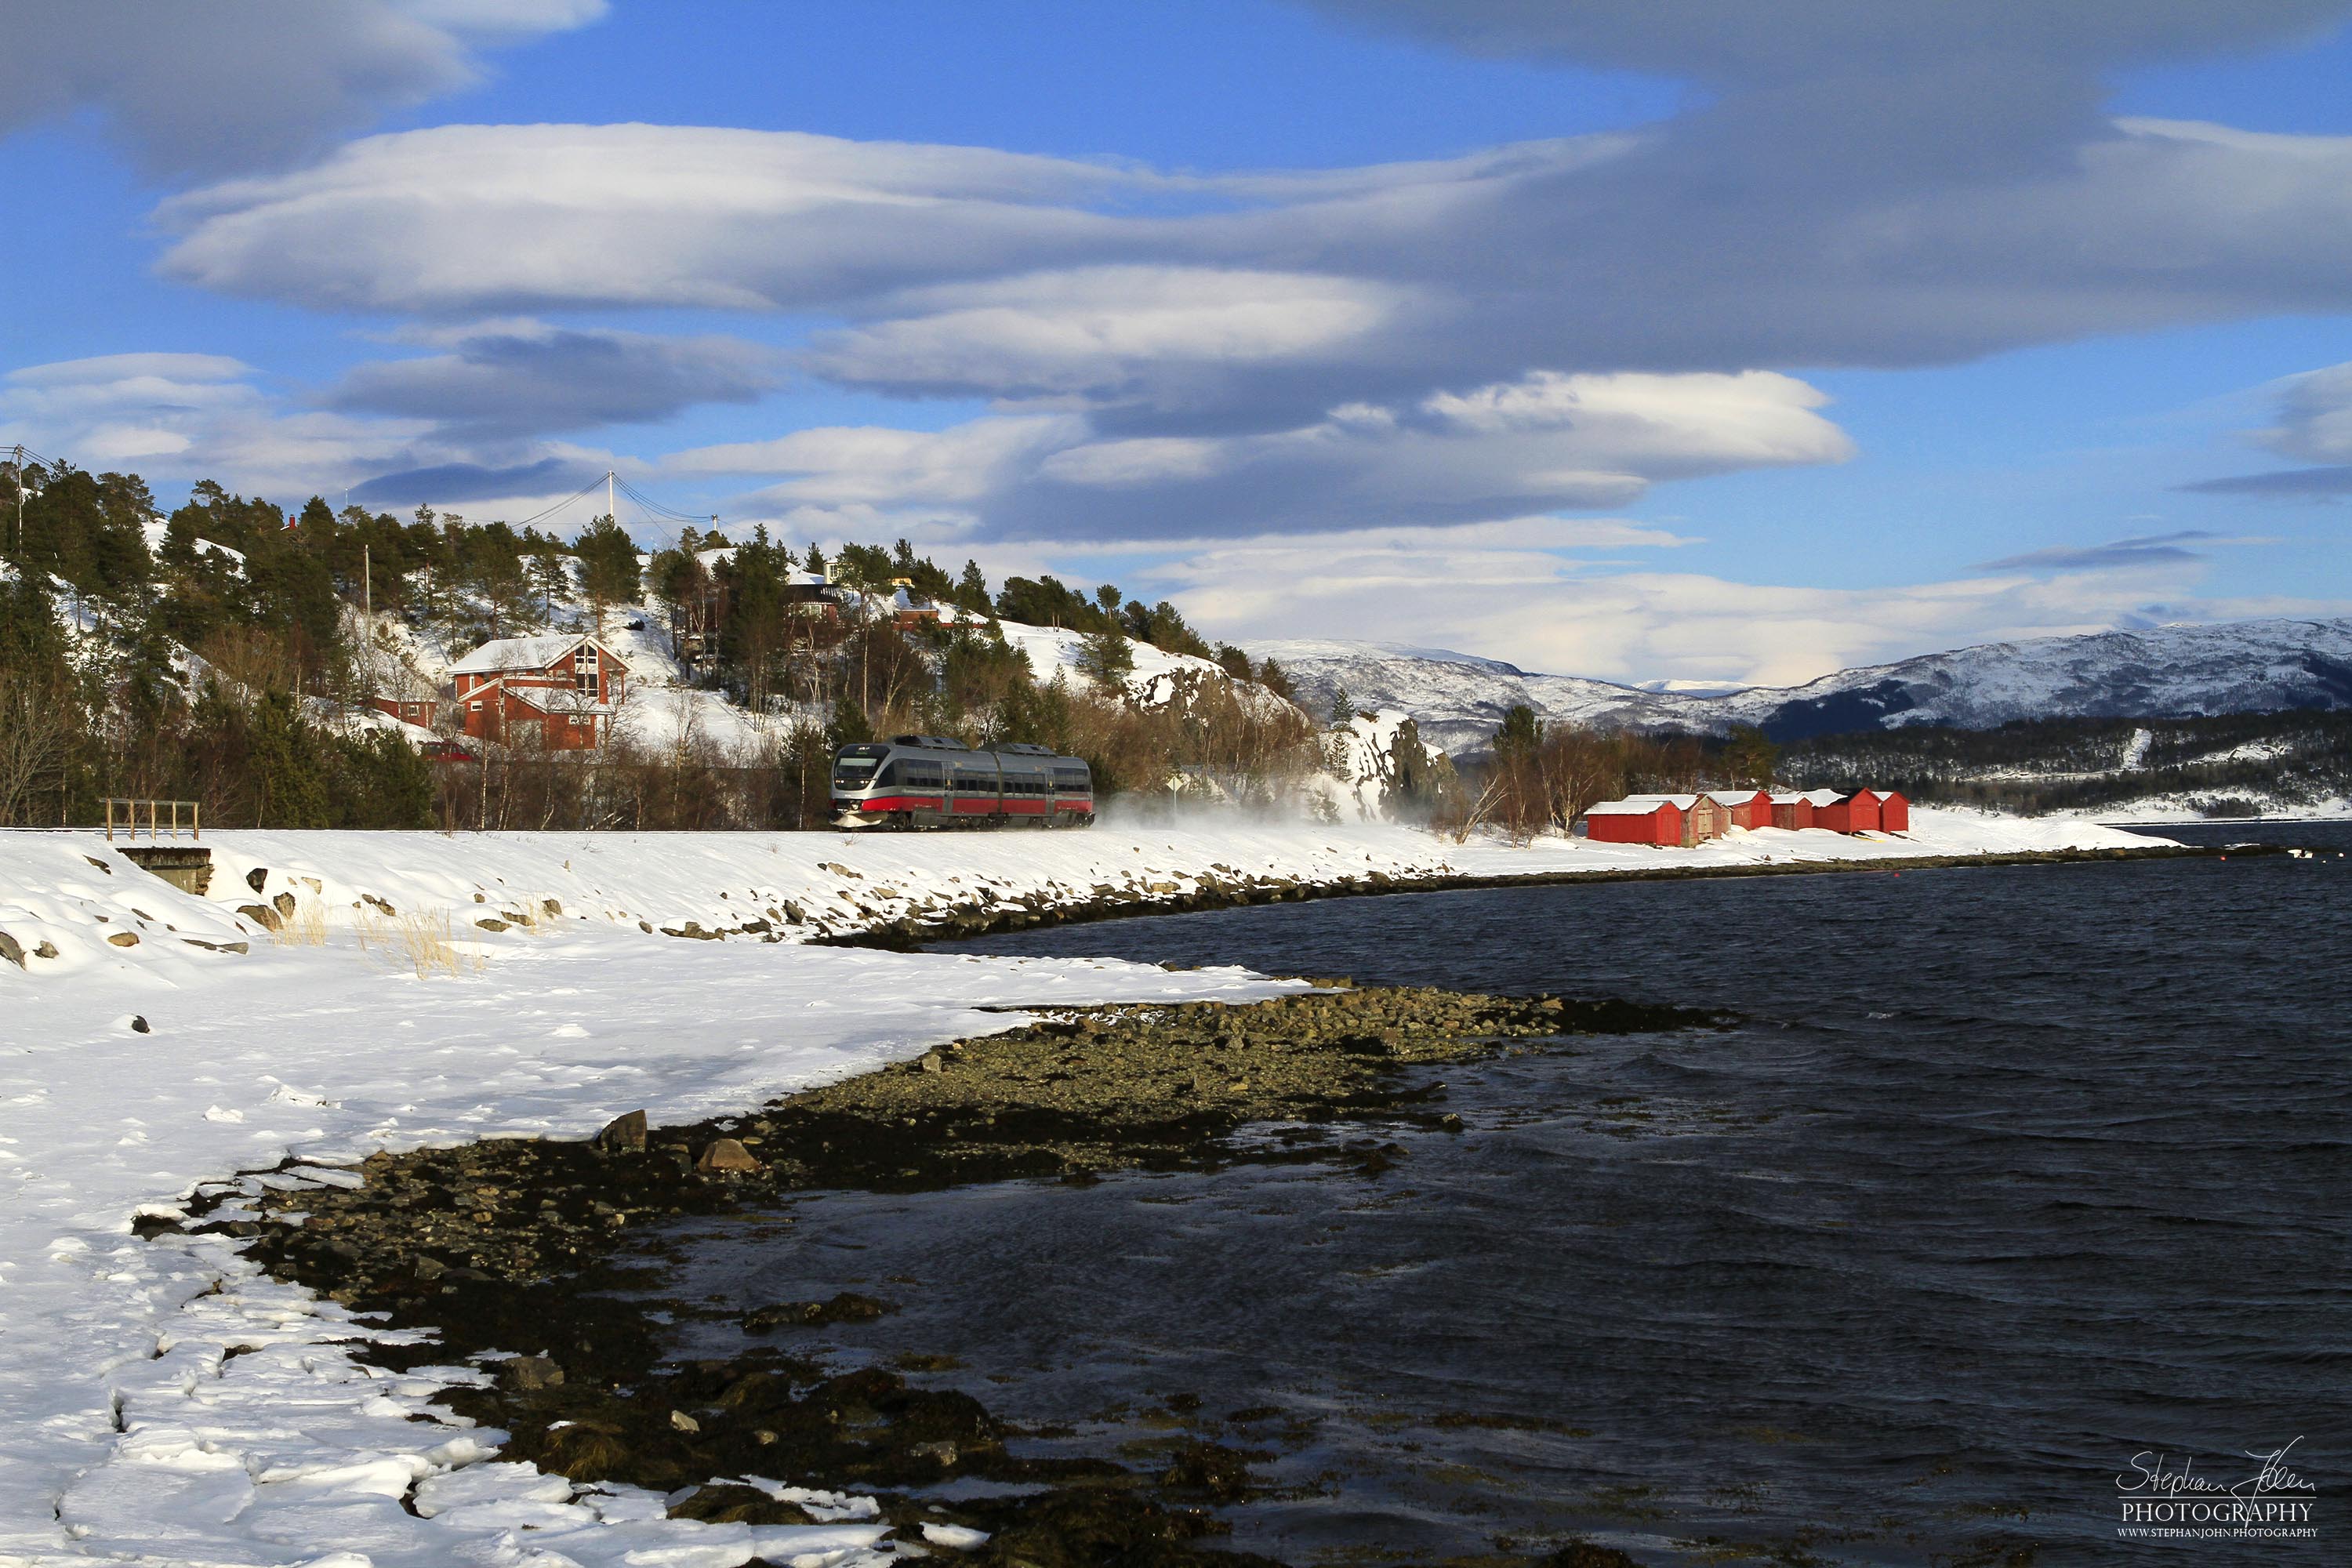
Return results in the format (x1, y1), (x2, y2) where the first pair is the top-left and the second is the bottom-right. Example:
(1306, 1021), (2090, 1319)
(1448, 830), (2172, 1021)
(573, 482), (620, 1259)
(657, 824), (2352, 1563)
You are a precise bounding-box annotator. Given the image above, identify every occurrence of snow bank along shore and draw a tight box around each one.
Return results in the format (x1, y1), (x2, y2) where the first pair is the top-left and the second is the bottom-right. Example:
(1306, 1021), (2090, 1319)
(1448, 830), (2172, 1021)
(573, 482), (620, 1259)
(0, 811), (2181, 1565)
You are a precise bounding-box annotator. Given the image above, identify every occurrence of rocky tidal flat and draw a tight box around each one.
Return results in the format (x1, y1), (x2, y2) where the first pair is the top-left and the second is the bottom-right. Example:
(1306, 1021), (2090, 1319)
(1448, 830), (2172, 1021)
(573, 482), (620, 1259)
(172, 985), (1727, 1566)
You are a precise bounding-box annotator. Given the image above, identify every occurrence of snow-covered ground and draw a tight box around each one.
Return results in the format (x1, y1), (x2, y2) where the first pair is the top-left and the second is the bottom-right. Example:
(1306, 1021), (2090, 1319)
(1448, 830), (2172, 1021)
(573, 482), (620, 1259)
(0, 810), (2177, 1564)
(2080, 797), (2352, 826)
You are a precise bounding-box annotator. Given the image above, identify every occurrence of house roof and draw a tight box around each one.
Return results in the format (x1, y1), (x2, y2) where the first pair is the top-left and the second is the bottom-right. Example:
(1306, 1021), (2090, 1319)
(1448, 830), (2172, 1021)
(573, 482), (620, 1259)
(1704, 789), (1767, 806)
(1585, 800), (1668, 816)
(450, 633), (622, 675)
(1799, 789), (1846, 805)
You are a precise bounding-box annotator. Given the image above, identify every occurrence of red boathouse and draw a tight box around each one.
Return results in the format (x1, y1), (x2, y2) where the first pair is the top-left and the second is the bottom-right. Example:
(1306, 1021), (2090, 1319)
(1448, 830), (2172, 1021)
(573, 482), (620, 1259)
(1584, 796), (1685, 846)
(1769, 792), (1814, 830)
(1584, 793), (1733, 847)
(1706, 789), (1773, 830)
(1813, 789), (1883, 833)
(1877, 789), (1911, 833)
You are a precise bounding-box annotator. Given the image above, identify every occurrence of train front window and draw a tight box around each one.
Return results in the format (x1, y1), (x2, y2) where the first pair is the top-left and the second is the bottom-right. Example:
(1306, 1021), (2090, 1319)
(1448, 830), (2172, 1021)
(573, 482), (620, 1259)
(832, 757), (880, 789)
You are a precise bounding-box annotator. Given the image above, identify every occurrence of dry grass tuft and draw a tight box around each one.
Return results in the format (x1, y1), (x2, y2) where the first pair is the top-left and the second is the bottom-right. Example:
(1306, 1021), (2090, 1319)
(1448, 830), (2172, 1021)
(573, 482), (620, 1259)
(384, 909), (479, 978)
(269, 898), (329, 947)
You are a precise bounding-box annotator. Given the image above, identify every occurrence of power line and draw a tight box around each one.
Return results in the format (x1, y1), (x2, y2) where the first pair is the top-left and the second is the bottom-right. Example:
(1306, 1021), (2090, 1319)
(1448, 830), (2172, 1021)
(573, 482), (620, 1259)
(501, 474), (612, 532)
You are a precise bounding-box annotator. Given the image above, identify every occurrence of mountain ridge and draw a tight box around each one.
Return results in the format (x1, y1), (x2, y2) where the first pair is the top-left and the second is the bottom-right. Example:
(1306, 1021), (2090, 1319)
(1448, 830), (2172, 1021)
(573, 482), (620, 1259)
(1246, 616), (2352, 753)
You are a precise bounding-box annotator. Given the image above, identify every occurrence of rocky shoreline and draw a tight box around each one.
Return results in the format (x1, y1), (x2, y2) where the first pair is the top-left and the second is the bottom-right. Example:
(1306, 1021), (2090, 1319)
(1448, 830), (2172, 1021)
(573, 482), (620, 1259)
(176, 985), (1728, 1566)
(829, 842), (2241, 950)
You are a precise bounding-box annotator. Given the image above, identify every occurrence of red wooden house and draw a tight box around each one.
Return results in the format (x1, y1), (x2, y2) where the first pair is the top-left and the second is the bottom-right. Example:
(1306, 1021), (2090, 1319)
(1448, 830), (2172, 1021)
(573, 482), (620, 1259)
(370, 693), (442, 729)
(1583, 793), (1731, 847)
(1877, 790), (1911, 833)
(446, 633), (628, 751)
(1769, 792), (1815, 830)
(1584, 796), (1684, 845)
(1705, 789), (1773, 830)
(1813, 789), (1883, 833)
(889, 582), (947, 631)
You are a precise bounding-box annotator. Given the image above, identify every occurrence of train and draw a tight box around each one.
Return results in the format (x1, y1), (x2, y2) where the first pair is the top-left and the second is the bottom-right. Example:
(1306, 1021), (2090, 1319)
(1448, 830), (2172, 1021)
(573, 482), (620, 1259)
(830, 735), (1094, 829)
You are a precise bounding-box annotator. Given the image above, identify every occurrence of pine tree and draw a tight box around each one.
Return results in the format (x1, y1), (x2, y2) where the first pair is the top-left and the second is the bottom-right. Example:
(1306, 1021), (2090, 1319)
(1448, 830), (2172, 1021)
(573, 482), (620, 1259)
(573, 514), (641, 633)
(1075, 622), (1134, 692)
(249, 692), (328, 828)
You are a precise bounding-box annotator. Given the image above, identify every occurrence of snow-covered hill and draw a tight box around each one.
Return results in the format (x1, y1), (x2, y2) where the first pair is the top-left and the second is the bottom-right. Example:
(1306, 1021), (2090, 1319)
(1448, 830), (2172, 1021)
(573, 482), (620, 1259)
(1249, 639), (1664, 753)
(1251, 617), (2352, 750)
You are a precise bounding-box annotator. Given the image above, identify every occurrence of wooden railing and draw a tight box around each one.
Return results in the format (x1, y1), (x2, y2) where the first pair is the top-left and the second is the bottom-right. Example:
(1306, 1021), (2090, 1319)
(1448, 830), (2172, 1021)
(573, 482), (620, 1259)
(103, 798), (201, 842)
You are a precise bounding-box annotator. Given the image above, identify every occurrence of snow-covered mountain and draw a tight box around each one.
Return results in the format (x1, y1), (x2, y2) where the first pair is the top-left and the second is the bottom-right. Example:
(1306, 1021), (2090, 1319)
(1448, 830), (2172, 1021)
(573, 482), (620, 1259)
(1250, 617), (2352, 751)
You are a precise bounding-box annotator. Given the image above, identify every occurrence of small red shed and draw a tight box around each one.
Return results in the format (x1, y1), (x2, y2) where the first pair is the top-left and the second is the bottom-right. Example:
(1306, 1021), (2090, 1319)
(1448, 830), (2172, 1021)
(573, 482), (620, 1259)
(1769, 792), (1814, 830)
(1706, 789), (1773, 830)
(1877, 790), (1911, 833)
(1583, 796), (1686, 846)
(1813, 789), (1883, 833)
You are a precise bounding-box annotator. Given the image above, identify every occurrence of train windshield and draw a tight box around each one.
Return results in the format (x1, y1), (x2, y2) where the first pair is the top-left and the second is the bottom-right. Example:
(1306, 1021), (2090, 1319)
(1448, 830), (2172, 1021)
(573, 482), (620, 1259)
(831, 746), (885, 788)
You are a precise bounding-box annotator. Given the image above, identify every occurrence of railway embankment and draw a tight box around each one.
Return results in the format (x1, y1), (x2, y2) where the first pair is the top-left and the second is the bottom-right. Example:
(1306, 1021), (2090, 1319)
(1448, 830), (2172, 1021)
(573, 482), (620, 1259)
(1, 810), (2203, 981)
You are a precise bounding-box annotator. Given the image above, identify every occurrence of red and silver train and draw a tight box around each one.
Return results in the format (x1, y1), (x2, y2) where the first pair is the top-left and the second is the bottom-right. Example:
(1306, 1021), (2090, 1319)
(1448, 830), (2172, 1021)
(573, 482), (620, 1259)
(831, 735), (1094, 829)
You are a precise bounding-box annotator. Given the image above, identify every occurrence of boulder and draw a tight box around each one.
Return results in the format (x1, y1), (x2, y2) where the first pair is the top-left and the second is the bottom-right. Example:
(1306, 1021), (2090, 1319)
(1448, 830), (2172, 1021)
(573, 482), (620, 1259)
(505, 1355), (564, 1392)
(594, 1110), (649, 1152)
(695, 1138), (760, 1173)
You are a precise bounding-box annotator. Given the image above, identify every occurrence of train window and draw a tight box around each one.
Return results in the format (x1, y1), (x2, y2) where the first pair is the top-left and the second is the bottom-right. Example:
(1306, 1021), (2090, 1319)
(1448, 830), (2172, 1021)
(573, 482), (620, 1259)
(832, 755), (878, 787)
(906, 762), (943, 789)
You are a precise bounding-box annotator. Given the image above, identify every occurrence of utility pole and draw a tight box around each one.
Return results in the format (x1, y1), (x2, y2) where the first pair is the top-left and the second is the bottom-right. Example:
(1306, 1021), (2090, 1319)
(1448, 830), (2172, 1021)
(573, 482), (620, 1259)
(607, 470), (616, 528)
(363, 543), (372, 619)
(9, 445), (24, 555)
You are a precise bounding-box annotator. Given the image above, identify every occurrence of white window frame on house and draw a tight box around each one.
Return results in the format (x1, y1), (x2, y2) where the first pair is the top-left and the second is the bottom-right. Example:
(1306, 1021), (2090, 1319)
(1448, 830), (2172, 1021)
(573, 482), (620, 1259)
(575, 647), (600, 695)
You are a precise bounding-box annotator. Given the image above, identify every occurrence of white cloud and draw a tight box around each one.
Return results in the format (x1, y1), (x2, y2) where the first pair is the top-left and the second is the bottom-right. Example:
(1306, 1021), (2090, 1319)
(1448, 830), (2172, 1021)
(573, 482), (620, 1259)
(0, 1), (606, 181)
(327, 319), (780, 437)
(2256, 360), (2352, 463)
(0, 352), (616, 514)
(157, 125), (1148, 312)
(662, 367), (1849, 539)
(1, 355), (402, 494)
(1146, 533), (2346, 687)
(668, 415), (1084, 506)
(808, 267), (1413, 399)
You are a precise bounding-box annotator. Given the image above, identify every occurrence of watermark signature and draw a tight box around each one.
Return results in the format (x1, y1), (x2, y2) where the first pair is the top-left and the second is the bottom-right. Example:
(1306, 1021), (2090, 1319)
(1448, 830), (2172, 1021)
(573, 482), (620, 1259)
(2116, 1439), (2318, 1541)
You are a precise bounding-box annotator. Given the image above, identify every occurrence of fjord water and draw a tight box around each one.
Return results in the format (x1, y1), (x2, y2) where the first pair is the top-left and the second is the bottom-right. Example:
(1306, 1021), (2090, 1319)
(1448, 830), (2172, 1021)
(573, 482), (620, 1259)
(664, 824), (2351, 1563)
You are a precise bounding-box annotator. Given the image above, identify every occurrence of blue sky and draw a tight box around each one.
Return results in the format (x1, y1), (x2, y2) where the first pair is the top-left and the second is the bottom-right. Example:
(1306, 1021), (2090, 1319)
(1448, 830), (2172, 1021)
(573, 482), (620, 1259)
(5, 0), (2352, 685)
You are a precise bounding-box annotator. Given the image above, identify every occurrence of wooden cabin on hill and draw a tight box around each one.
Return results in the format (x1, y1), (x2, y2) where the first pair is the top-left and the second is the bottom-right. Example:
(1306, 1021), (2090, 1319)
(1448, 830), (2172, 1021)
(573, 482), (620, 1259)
(444, 633), (628, 750)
